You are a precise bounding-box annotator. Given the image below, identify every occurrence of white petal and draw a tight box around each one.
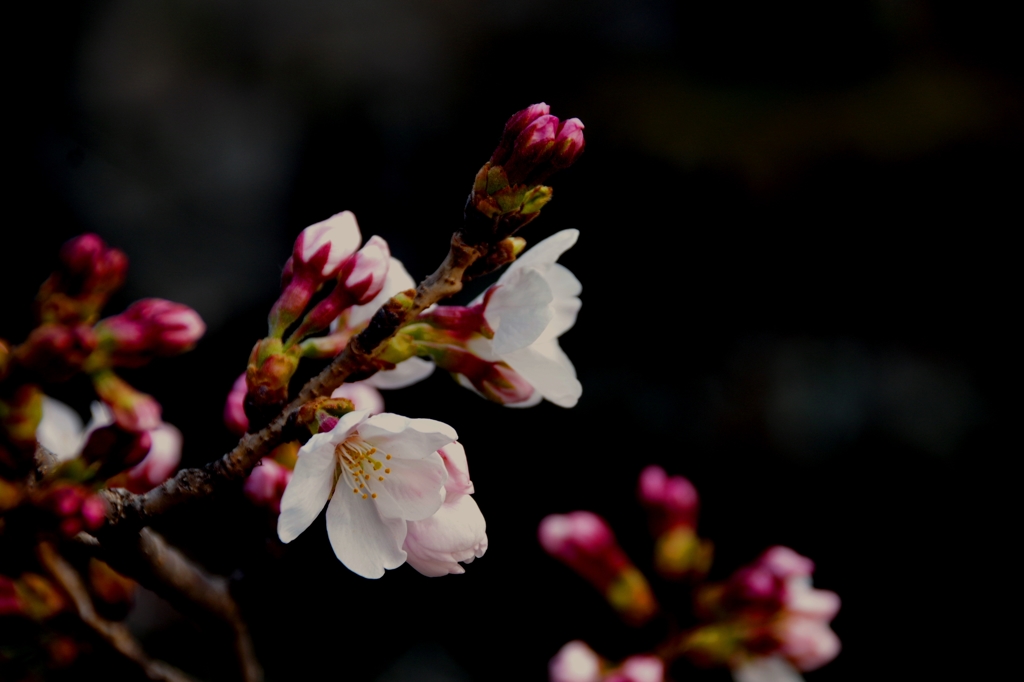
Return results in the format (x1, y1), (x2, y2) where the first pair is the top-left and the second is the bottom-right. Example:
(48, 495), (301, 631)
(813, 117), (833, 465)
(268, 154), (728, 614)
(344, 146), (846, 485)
(535, 264), (582, 344)
(346, 257), (416, 329)
(357, 414), (457, 459)
(732, 657), (805, 682)
(405, 494), (488, 577)
(372, 453), (447, 521)
(85, 401), (115, 431)
(365, 357), (436, 389)
(277, 435), (336, 543)
(327, 409), (371, 443)
(501, 339), (581, 408)
(501, 229), (579, 281)
(331, 383), (385, 414)
(485, 267), (555, 356)
(325, 487), (407, 579)
(37, 397), (86, 461)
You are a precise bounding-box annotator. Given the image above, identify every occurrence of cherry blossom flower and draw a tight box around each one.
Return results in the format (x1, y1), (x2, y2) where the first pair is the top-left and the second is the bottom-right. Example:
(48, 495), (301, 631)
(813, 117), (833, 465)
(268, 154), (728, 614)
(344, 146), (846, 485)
(277, 410), (456, 578)
(403, 442), (487, 576)
(550, 641), (601, 682)
(466, 228), (582, 407)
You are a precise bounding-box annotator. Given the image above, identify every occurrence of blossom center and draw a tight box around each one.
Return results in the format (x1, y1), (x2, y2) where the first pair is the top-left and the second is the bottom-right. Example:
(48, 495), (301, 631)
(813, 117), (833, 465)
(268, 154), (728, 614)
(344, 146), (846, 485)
(334, 436), (393, 501)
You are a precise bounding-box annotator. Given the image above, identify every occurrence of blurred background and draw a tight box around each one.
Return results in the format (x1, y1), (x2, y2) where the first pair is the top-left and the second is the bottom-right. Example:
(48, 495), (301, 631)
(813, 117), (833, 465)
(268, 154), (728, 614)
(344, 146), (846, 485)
(4, 1), (1019, 680)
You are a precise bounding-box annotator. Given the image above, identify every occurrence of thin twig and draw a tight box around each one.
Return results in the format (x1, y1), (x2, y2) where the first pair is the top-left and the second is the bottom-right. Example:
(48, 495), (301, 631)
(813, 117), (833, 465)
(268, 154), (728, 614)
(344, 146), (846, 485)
(37, 541), (197, 682)
(102, 233), (484, 530)
(96, 528), (263, 682)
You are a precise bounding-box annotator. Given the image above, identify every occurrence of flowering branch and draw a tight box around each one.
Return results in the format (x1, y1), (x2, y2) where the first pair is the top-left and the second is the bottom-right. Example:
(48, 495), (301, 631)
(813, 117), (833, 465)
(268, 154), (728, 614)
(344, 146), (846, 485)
(36, 541), (196, 682)
(100, 234), (485, 531)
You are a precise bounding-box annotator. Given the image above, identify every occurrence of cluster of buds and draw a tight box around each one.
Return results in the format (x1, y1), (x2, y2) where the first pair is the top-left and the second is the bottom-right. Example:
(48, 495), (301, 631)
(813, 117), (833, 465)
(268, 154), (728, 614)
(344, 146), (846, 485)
(0, 572), (67, 620)
(243, 212), (392, 429)
(543, 469), (841, 682)
(467, 103), (585, 241)
(550, 641), (664, 682)
(38, 483), (108, 538)
(638, 466), (713, 580)
(34, 234), (127, 326)
(539, 511), (658, 625)
(688, 546), (841, 672)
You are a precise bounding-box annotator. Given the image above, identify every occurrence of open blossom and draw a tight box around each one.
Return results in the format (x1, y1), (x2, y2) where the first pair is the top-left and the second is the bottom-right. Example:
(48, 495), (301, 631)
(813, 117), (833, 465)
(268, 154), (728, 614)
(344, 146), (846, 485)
(549, 642), (663, 682)
(403, 442), (487, 576)
(277, 410), (456, 579)
(470, 228), (581, 407)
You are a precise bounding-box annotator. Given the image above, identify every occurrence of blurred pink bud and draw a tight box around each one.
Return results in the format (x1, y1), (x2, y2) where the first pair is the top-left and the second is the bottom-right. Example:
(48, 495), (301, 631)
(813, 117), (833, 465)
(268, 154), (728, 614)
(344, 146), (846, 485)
(293, 211), (362, 280)
(785, 582), (841, 621)
(331, 382), (385, 415)
(224, 373), (250, 435)
(606, 656), (664, 682)
(91, 371), (162, 431)
(244, 459), (291, 513)
(492, 102), (551, 166)
(540, 511), (616, 559)
(552, 118), (586, 170)
(0, 576), (21, 615)
(97, 299), (205, 361)
(776, 616), (841, 671)
(15, 323), (97, 381)
(81, 425), (152, 468)
(549, 640), (601, 682)
(80, 495), (107, 530)
(121, 423), (182, 493)
(59, 234), (128, 297)
(759, 546), (815, 580)
(638, 465), (698, 530)
(339, 236), (390, 305)
(49, 486), (83, 517)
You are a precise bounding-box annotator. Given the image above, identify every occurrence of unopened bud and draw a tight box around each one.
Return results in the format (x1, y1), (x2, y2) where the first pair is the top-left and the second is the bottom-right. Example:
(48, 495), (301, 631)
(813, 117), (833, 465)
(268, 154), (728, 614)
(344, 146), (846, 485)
(81, 424), (152, 473)
(244, 458), (292, 514)
(14, 323), (98, 382)
(552, 118), (586, 170)
(90, 370), (162, 431)
(539, 512), (658, 625)
(37, 234), (129, 325)
(223, 373), (250, 435)
(491, 102), (551, 166)
(549, 640), (601, 682)
(95, 299), (205, 364)
(505, 114), (560, 185)
(293, 211), (362, 280)
(285, 237), (392, 345)
(436, 348), (534, 405)
(245, 339), (300, 429)
(43, 484), (107, 535)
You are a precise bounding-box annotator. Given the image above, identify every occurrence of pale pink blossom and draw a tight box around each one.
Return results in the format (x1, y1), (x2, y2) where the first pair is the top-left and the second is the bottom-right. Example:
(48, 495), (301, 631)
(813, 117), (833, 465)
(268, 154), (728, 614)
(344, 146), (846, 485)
(732, 657), (805, 682)
(244, 459), (292, 513)
(120, 423), (182, 493)
(293, 211), (362, 279)
(277, 410), (456, 578)
(339, 235), (390, 304)
(606, 656), (663, 682)
(549, 640), (601, 682)
(775, 616), (841, 672)
(403, 443), (487, 577)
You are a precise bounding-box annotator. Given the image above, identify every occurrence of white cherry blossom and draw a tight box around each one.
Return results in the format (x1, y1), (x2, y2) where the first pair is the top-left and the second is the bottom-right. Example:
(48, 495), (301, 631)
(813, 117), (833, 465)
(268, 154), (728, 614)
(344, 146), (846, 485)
(471, 228), (582, 407)
(277, 410), (456, 579)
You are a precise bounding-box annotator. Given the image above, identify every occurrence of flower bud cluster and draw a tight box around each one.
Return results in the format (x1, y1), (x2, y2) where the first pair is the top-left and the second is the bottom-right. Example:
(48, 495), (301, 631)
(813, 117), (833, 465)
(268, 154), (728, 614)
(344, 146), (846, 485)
(690, 546), (842, 672)
(93, 298), (205, 366)
(638, 465), (712, 580)
(468, 104), (585, 240)
(40, 483), (108, 538)
(539, 511), (658, 626)
(0, 572), (67, 620)
(35, 234), (128, 326)
(244, 212), (394, 430)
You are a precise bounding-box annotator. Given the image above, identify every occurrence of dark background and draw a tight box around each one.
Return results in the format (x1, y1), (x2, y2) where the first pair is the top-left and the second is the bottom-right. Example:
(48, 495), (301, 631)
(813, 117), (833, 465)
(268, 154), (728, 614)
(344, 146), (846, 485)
(4, 1), (1019, 680)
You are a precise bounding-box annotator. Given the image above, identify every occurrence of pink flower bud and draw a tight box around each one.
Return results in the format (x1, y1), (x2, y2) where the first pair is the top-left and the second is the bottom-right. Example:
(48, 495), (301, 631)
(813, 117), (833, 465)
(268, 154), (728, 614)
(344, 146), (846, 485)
(540, 512), (659, 625)
(49, 486), (83, 517)
(417, 302), (489, 339)
(224, 373), (250, 435)
(758, 546), (815, 580)
(121, 423), (182, 493)
(59, 234), (128, 297)
(292, 211), (362, 280)
(505, 114), (560, 185)
(431, 346), (535, 405)
(549, 640), (601, 682)
(97, 299), (205, 361)
(785, 582), (841, 620)
(244, 459), (292, 513)
(0, 576), (21, 616)
(638, 465), (699, 530)
(338, 236), (390, 305)
(552, 118), (585, 170)
(606, 656), (664, 682)
(492, 102), (551, 166)
(80, 495), (108, 530)
(81, 425), (152, 468)
(776, 616), (841, 671)
(330, 382), (384, 415)
(91, 371), (162, 431)
(15, 323), (97, 381)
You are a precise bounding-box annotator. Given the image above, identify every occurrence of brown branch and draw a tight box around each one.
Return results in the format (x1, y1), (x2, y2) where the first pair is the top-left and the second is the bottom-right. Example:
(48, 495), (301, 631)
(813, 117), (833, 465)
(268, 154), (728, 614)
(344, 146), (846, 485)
(96, 528), (263, 682)
(102, 233), (484, 530)
(37, 541), (197, 682)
